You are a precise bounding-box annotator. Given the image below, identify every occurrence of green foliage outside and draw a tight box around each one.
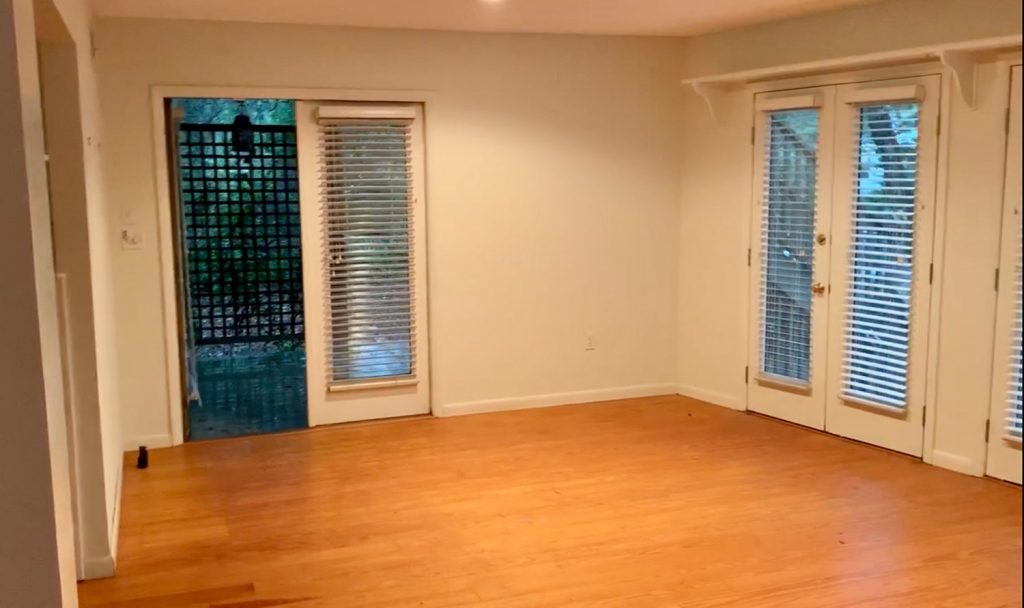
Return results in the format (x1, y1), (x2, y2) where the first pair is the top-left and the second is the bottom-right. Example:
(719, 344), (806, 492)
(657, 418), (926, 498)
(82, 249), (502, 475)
(173, 98), (295, 125)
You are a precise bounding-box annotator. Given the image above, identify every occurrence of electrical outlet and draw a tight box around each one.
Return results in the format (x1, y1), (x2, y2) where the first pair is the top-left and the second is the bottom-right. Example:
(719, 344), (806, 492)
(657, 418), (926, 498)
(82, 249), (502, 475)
(585, 333), (596, 351)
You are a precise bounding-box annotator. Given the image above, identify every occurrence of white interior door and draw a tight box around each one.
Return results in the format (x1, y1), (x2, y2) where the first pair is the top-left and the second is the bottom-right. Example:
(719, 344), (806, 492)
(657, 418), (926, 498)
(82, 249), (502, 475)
(296, 101), (430, 426)
(985, 65), (1022, 484)
(823, 76), (940, 456)
(748, 88), (835, 429)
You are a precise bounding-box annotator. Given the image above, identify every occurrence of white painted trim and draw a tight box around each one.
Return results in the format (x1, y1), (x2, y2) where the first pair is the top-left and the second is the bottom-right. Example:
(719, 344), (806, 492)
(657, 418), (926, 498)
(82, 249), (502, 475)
(54, 273), (86, 579)
(81, 555), (115, 580)
(149, 85), (437, 446)
(318, 104), (417, 120)
(437, 384), (676, 417)
(921, 66), (956, 467)
(152, 85), (437, 105)
(687, 37), (1021, 122)
(842, 84), (924, 104)
(109, 456), (123, 565)
(123, 433), (174, 451)
(755, 93), (822, 112)
(80, 456), (124, 581)
(676, 384), (744, 411)
(328, 377), (418, 393)
(931, 449), (985, 477)
(682, 34), (1020, 88)
(149, 90), (184, 446)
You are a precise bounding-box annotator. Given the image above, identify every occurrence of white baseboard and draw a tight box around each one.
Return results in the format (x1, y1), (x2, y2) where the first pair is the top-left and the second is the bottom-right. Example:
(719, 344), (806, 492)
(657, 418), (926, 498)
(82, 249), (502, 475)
(930, 449), (984, 477)
(676, 384), (744, 411)
(123, 433), (174, 452)
(436, 384), (677, 417)
(82, 452), (124, 581)
(81, 554), (115, 579)
(109, 457), (123, 565)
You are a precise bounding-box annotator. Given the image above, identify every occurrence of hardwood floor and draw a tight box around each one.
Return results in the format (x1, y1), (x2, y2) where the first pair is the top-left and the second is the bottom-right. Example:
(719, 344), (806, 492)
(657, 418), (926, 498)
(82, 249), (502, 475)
(78, 396), (1021, 607)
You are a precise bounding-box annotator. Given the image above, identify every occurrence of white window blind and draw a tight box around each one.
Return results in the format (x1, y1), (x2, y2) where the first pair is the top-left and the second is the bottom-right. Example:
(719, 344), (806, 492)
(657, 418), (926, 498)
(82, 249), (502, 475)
(842, 102), (920, 408)
(317, 116), (416, 385)
(1006, 200), (1022, 439)
(760, 109), (820, 383)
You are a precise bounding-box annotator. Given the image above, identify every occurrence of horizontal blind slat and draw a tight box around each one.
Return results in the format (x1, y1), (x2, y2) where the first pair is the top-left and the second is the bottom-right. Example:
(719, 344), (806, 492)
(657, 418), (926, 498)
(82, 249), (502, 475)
(1005, 193), (1023, 439)
(318, 115), (417, 384)
(842, 102), (921, 409)
(759, 109), (820, 383)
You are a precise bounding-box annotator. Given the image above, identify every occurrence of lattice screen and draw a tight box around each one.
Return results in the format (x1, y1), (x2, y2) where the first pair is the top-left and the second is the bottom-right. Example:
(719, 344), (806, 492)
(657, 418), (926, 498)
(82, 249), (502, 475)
(177, 124), (304, 345)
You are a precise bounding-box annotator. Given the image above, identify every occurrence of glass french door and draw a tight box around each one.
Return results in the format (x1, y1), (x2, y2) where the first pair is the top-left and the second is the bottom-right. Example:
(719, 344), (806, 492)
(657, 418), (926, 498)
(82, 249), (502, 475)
(824, 77), (940, 455)
(749, 75), (940, 456)
(295, 101), (430, 426)
(747, 88), (835, 430)
(985, 65), (1022, 484)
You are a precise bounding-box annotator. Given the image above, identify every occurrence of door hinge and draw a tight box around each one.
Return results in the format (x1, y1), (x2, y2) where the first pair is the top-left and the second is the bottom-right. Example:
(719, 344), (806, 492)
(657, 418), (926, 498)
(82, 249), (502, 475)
(747, 248), (752, 267)
(745, 366), (749, 384)
(928, 263), (934, 285)
(995, 267), (1001, 291)
(985, 419), (991, 443)
(751, 125), (757, 145)
(922, 406), (927, 427)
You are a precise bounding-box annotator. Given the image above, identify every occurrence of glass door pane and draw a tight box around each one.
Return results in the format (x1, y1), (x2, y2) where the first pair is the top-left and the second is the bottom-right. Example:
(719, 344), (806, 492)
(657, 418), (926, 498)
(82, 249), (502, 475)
(761, 109), (819, 383)
(843, 102), (920, 409)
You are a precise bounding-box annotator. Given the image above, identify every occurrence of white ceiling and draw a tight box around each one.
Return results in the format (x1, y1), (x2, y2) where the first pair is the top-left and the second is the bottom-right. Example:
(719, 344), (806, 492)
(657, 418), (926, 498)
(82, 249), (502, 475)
(91, 0), (881, 37)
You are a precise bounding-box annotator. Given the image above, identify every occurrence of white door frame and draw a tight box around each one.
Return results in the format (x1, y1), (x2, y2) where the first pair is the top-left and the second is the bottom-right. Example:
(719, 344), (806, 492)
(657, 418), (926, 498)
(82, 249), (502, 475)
(149, 85), (436, 446)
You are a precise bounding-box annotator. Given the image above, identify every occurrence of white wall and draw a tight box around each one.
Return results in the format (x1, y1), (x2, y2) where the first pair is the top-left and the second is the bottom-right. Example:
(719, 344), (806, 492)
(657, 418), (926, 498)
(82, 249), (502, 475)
(1, 0), (78, 603)
(675, 0), (1021, 76)
(94, 0), (1021, 480)
(45, 0), (124, 558)
(34, 0), (124, 579)
(674, 0), (1022, 475)
(94, 19), (687, 447)
(929, 60), (1015, 475)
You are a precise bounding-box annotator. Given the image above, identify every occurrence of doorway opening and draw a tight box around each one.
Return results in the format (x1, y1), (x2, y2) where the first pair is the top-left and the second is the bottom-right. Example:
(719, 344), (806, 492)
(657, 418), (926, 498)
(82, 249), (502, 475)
(168, 97), (307, 440)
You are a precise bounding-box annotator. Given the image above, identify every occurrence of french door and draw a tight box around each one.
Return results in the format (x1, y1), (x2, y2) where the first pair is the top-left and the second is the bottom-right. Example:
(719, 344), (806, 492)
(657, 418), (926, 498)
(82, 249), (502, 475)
(985, 65), (1022, 484)
(296, 101), (430, 426)
(749, 75), (940, 456)
(747, 88), (835, 430)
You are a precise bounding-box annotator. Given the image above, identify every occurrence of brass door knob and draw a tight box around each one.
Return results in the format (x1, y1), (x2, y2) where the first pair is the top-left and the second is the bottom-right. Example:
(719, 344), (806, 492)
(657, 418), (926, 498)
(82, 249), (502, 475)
(812, 282), (826, 295)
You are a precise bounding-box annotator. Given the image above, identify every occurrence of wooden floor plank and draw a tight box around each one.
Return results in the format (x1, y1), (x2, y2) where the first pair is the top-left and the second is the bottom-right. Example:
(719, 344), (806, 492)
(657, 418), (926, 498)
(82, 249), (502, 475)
(78, 396), (1022, 607)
